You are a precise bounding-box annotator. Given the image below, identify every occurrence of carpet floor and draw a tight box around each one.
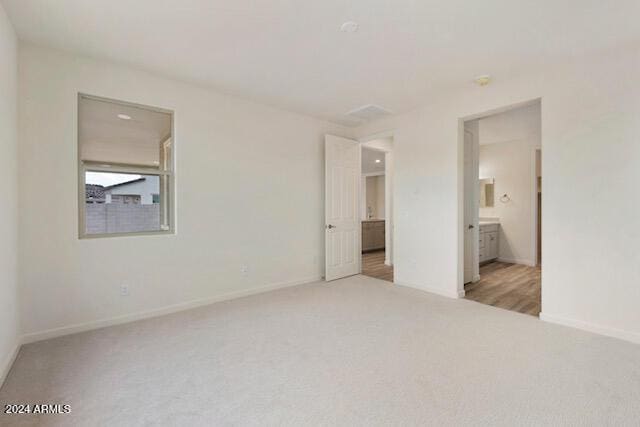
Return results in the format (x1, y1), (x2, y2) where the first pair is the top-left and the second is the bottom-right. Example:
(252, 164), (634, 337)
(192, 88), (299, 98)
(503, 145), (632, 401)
(1, 275), (639, 426)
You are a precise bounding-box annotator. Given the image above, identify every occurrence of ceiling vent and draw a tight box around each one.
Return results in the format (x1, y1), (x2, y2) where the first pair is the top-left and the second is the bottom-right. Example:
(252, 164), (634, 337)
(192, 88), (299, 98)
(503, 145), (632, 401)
(345, 104), (392, 122)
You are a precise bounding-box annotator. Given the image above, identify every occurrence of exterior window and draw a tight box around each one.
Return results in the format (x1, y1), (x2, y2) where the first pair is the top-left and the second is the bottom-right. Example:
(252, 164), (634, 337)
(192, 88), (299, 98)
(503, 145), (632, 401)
(78, 94), (174, 237)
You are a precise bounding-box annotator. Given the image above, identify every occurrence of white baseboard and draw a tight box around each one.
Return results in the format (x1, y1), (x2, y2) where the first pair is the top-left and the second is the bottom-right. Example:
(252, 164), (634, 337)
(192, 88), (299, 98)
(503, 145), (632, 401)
(540, 312), (640, 345)
(497, 257), (536, 267)
(384, 259), (393, 266)
(1, 342), (21, 388)
(395, 281), (464, 299)
(21, 276), (322, 345)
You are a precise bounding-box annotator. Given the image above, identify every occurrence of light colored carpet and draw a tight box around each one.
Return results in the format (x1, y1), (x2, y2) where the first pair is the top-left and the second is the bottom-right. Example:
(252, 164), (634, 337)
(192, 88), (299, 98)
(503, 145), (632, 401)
(1, 275), (639, 426)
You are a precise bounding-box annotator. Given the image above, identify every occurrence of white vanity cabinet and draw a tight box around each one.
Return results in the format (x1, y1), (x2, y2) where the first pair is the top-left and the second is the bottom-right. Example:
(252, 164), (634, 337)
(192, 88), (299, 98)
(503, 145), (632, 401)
(479, 223), (499, 263)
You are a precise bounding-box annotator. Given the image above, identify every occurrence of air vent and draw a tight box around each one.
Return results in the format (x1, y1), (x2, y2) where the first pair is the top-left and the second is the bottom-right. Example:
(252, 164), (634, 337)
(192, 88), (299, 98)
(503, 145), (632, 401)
(345, 104), (392, 121)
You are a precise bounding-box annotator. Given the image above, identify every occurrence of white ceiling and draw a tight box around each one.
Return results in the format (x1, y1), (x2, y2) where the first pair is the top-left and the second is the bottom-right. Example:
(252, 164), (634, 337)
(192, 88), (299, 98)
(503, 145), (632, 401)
(362, 147), (385, 174)
(4, 0), (639, 126)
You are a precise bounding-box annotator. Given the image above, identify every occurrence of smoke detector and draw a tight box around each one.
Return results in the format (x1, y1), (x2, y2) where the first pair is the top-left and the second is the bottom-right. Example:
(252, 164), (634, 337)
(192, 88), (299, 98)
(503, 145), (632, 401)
(345, 104), (392, 121)
(474, 75), (491, 86)
(340, 21), (359, 33)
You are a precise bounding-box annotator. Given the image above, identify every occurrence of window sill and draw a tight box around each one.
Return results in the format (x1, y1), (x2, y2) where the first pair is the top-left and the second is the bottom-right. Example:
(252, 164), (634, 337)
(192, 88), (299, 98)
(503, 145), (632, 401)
(79, 229), (175, 240)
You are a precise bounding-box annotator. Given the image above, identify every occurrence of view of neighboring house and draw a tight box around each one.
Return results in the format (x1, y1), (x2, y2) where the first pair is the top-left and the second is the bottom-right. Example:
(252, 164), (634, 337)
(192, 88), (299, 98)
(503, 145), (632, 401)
(85, 177), (159, 204)
(84, 176), (161, 234)
(85, 184), (106, 203)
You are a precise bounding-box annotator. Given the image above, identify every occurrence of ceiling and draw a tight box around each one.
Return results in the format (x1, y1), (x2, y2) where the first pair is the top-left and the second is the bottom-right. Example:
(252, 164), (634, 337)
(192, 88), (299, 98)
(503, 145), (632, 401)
(362, 147), (385, 174)
(4, 0), (639, 126)
(79, 96), (172, 167)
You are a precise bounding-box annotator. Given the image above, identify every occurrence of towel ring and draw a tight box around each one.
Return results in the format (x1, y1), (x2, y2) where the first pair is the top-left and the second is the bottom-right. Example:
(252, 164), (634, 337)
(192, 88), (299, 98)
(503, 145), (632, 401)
(500, 194), (511, 203)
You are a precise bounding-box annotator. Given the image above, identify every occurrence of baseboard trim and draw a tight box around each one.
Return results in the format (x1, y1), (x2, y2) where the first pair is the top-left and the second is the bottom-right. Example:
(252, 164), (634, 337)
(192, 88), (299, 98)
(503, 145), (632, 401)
(0, 342), (21, 388)
(540, 312), (640, 345)
(384, 259), (393, 266)
(497, 257), (536, 267)
(395, 281), (463, 299)
(21, 276), (322, 345)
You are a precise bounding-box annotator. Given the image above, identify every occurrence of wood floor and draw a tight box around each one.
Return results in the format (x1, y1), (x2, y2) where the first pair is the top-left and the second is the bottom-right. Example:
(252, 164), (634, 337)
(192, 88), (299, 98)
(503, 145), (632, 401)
(464, 261), (541, 316)
(362, 250), (393, 282)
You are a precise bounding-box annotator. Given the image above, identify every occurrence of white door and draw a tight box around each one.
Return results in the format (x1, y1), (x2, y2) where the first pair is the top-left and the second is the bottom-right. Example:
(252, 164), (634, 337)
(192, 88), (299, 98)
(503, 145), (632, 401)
(463, 126), (480, 283)
(325, 135), (361, 281)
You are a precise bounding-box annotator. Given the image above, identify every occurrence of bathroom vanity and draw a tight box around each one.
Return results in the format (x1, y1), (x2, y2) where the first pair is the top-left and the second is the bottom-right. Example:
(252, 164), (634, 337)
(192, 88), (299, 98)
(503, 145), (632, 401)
(362, 219), (385, 252)
(479, 221), (499, 263)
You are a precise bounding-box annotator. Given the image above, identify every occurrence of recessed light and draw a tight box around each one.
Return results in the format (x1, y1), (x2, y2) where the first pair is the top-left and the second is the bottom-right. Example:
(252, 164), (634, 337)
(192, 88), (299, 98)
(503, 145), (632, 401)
(375, 159), (381, 163)
(117, 114), (132, 120)
(340, 21), (359, 33)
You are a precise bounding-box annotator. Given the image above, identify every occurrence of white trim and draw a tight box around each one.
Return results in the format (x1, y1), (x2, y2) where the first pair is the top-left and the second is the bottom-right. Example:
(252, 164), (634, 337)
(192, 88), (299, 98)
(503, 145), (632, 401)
(358, 129), (395, 143)
(456, 118), (465, 296)
(384, 260), (393, 266)
(360, 175), (367, 221)
(0, 342), (20, 388)
(531, 146), (541, 267)
(383, 151), (392, 265)
(540, 312), (640, 345)
(21, 276), (322, 345)
(395, 281), (465, 299)
(461, 124), (480, 287)
(461, 98), (541, 122)
(362, 171), (385, 177)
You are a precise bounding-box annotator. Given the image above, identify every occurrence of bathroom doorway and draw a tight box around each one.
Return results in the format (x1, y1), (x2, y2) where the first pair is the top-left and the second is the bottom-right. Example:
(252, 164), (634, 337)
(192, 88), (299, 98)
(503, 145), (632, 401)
(461, 100), (541, 316)
(360, 134), (394, 282)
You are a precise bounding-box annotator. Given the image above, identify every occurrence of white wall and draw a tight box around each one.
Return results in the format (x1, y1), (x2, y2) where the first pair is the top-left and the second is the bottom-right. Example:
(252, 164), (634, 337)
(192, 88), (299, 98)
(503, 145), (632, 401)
(356, 45), (640, 343)
(0, 3), (19, 384)
(375, 175), (385, 218)
(18, 44), (352, 340)
(478, 103), (541, 265)
(479, 141), (536, 265)
(365, 175), (385, 219)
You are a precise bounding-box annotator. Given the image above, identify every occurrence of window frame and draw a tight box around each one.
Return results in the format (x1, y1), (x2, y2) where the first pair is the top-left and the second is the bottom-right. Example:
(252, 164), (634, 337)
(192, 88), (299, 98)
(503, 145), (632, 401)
(77, 93), (176, 239)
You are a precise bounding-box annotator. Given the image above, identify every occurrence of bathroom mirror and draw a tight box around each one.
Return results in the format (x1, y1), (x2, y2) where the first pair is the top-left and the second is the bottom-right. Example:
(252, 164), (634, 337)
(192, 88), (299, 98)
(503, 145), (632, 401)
(479, 178), (495, 208)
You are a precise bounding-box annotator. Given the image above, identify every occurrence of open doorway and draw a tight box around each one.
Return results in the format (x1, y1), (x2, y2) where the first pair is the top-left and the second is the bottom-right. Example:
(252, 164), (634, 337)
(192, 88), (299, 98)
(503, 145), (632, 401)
(360, 136), (393, 282)
(461, 101), (541, 316)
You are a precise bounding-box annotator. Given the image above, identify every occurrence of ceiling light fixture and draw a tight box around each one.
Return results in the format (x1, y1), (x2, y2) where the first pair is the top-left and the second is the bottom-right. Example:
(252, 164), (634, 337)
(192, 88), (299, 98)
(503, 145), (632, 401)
(340, 21), (359, 33)
(375, 159), (381, 163)
(117, 113), (132, 120)
(474, 75), (491, 86)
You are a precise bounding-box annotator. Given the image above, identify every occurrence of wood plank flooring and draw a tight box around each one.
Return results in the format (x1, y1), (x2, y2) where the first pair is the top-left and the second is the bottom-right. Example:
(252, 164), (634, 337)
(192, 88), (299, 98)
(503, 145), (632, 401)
(362, 250), (393, 282)
(464, 261), (541, 316)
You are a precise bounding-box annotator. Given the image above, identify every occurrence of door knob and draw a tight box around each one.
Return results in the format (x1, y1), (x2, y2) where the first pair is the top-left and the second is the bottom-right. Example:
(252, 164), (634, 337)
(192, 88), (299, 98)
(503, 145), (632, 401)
(326, 224), (336, 229)
(468, 224), (474, 229)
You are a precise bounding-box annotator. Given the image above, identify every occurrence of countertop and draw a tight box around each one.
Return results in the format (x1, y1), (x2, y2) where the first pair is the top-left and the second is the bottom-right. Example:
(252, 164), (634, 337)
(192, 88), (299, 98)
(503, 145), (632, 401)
(362, 219), (385, 222)
(479, 220), (500, 226)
